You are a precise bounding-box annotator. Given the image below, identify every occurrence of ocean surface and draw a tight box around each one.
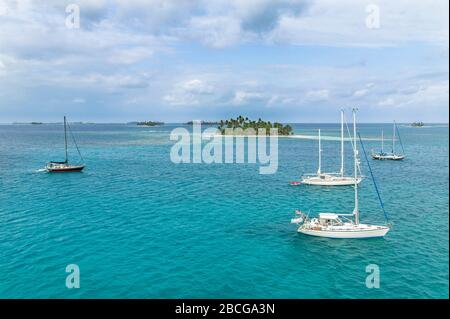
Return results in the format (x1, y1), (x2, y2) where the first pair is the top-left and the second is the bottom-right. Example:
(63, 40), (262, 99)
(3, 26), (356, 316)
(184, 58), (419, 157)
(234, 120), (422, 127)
(0, 123), (448, 298)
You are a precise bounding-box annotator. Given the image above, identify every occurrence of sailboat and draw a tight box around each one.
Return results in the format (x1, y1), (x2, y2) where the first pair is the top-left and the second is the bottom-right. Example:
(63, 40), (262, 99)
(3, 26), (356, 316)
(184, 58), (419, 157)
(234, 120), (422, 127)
(301, 110), (362, 186)
(291, 108), (390, 238)
(46, 116), (85, 172)
(371, 121), (405, 160)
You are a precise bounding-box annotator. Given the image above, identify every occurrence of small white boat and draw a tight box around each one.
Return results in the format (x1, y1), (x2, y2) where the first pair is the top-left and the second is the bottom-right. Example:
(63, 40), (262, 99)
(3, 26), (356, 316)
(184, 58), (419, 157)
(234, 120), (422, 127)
(371, 121), (405, 161)
(292, 108), (391, 239)
(301, 110), (362, 186)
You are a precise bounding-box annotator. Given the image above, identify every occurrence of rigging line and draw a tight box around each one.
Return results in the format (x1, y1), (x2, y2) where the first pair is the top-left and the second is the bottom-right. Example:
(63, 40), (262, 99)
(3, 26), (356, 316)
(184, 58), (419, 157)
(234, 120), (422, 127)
(344, 119), (363, 176)
(66, 122), (84, 163)
(358, 133), (390, 224)
(395, 123), (406, 155)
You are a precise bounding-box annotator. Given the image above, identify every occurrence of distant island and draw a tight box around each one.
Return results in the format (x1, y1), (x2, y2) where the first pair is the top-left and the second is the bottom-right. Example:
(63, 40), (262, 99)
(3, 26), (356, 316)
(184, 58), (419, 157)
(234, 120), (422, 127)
(412, 121), (424, 127)
(13, 122), (43, 125)
(217, 116), (293, 135)
(186, 120), (220, 125)
(136, 121), (164, 126)
(12, 121), (85, 125)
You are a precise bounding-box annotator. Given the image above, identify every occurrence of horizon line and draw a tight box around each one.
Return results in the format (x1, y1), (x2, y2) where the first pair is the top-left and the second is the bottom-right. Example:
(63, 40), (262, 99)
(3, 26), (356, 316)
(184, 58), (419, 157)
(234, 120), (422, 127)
(1, 121), (448, 125)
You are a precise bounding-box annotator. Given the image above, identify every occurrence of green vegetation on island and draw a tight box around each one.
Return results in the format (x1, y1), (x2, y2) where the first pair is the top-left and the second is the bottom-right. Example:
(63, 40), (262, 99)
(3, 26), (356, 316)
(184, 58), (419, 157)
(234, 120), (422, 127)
(412, 121), (424, 127)
(136, 121), (164, 126)
(217, 116), (293, 135)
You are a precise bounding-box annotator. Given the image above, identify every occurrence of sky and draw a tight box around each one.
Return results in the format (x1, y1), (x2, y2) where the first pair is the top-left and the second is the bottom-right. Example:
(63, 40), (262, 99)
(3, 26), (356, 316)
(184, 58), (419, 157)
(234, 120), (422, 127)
(0, 0), (448, 123)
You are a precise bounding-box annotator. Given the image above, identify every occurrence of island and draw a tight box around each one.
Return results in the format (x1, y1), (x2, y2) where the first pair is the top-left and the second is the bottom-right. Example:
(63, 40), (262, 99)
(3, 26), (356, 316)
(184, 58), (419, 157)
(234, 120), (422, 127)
(217, 116), (293, 135)
(412, 121), (424, 127)
(13, 122), (43, 125)
(185, 120), (220, 125)
(135, 121), (164, 126)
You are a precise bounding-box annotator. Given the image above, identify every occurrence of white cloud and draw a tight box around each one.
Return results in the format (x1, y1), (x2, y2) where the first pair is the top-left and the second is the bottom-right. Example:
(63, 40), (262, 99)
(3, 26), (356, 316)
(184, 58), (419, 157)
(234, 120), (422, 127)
(72, 97), (86, 103)
(378, 80), (449, 108)
(353, 88), (369, 97)
(91, 73), (150, 89)
(378, 97), (395, 106)
(175, 0), (310, 47)
(50, 72), (150, 90)
(181, 79), (214, 94)
(305, 89), (329, 101)
(0, 1), (165, 64)
(270, 0), (449, 47)
(232, 90), (266, 105)
(115, 0), (200, 31)
(187, 16), (242, 48)
(108, 47), (154, 64)
(0, 0), (448, 122)
(164, 78), (215, 106)
(0, 0), (447, 54)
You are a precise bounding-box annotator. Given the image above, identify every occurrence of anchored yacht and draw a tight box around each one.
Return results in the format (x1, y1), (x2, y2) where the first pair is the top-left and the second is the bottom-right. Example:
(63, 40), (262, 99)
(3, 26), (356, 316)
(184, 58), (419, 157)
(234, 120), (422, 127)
(371, 121), (405, 161)
(301, 110), (362, 186)
(292, 108), (391, 239)
(46, 116), (85, 172)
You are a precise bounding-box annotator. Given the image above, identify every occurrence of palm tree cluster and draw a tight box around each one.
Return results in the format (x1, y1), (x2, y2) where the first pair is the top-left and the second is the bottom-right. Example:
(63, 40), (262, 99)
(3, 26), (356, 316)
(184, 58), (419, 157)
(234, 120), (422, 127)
(217, 116), (293, 135)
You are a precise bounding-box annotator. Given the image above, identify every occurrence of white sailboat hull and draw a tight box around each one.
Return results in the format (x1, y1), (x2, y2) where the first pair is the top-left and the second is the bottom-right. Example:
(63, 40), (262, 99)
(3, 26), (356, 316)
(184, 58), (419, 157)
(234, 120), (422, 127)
(371, 153), (405, 161)
(301, 174), (362, 186)
(298, 224), (390, 238)
(46, 163), (85, 172)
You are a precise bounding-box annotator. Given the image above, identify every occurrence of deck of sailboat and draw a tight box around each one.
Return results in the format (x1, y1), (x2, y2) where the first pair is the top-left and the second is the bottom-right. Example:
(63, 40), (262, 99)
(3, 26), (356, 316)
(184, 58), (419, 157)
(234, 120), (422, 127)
(301, 173), (362, 186)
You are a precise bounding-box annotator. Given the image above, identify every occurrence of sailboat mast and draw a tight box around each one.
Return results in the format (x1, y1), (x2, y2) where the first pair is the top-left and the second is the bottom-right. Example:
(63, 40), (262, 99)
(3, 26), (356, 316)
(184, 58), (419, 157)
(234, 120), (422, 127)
(381, 129), (384, 153)
(64, 116), (68, 163)
(353, 108), (359, 225)
(340, 109), (344, 176)
(317, 129), (322, 175)
(392, 121), (396, 154)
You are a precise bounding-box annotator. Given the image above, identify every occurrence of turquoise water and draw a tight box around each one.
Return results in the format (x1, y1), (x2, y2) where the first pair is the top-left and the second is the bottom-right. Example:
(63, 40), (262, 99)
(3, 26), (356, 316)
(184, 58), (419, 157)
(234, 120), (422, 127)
(0, 123), (448, 298)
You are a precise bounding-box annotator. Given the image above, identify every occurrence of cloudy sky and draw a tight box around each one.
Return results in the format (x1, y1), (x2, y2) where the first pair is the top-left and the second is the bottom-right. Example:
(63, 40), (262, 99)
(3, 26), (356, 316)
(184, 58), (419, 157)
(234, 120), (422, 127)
(0, 0), (448, 122)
